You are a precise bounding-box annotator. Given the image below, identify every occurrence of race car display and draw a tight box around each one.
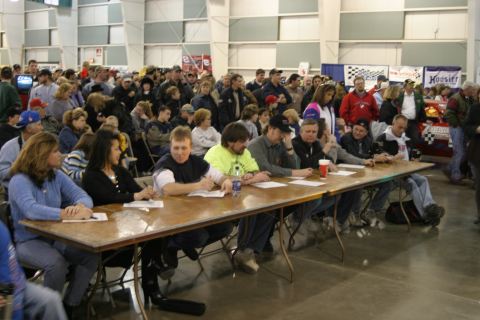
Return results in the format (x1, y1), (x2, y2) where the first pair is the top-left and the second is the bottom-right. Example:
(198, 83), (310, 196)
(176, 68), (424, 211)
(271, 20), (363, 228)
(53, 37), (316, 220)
(418, 99), (452, 157)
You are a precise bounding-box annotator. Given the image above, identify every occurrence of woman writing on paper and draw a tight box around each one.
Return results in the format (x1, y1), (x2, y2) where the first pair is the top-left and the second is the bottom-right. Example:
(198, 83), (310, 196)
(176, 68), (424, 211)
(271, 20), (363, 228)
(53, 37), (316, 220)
(81, 129), (173, 306)
(8, 132), (99, 318)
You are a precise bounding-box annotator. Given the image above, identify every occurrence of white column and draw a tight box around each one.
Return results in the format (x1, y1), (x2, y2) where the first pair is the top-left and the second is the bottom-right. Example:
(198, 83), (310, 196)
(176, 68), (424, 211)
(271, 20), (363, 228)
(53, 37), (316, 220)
(206, 0), (229, 80)
(0, 0), (24, 65)
(318, 0), (341, 65)
(121, 0), (145, 72)
(56, 0), (78, 68)
(467, 0), (480, 82)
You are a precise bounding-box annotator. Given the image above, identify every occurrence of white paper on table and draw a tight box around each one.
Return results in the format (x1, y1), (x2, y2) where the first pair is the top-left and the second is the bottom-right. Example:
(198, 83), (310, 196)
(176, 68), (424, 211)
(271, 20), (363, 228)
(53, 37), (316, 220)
(287, 176), (306, 180)
(338, 164), (365, 170)
(123, 200), (164, 208)
(63, 212), (108, 223)
(329, 170), (356, 176)
(288, 180), (325, 187)
(252, 181), (288, 189)
(188, 190), (226, 198)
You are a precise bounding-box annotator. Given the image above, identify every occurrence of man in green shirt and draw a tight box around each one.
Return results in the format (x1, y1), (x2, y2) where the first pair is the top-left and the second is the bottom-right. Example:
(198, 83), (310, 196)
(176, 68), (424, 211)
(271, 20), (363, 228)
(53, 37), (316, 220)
(204, 123), (271, 274)
(0, 66), (22, 123)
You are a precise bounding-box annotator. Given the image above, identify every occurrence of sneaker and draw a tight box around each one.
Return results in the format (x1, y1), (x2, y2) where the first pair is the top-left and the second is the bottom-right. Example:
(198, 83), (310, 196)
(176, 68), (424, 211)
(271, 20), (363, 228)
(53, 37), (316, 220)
(234, 249), (259, 274)
(348, 213), (365, 227)
(323, 216), (334, 230)
(340, 220), (351, 234)
(362, 209), (379, 227)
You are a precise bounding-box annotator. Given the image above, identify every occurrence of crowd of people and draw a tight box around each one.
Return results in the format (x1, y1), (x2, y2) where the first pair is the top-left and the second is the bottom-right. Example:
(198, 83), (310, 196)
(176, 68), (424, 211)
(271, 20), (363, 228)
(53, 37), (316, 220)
(0, 59), (479, 319)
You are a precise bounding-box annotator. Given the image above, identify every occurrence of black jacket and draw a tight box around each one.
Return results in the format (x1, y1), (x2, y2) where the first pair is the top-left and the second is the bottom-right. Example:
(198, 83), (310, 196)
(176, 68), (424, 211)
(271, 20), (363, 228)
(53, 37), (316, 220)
(340, 133), (377, 159)
(292, 136), (330, 169)
(262, 81), (293, 114)
(465, 103), (480, 164)
(157, 79), (194, 106)
(112, 85), (136, 112)
(379, 99), (399, 125)
(0, 124), (19, 150)
(218, 87), (248, 129)
(191, 93), (220, 130)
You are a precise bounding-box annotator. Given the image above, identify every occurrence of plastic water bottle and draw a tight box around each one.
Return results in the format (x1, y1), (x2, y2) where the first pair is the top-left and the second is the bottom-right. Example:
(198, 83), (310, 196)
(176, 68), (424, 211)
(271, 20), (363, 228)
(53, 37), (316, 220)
(232, 164), (241, 198)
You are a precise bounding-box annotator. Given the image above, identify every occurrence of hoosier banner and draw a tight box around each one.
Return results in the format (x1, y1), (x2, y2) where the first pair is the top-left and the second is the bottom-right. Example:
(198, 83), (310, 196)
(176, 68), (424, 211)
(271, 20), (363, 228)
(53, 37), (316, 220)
(389, 66), (423, 84)
(423, 66), (462, 89)
(343, 65), (389, 88)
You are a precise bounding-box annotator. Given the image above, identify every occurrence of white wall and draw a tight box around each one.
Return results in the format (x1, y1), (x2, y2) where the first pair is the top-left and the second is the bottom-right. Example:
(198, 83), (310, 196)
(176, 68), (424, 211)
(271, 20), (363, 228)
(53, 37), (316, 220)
(341, 0), (405, 11)
(145, 45), (182, 66)
(229, 44), (276, 69)
(109, 26), (124, 44)
(184, 21), (209, 42)
(51, 29), (59, 46)
(26, 11), (49, 29)
(78, 5), (108, 25)
(339, 43), (402, 65)
(405, 11), (468, 39)
(279, 16), (319, 41)
(230, 0), (278, 17)
(145, 0), (183, 21)
(26, 48), (49, 62)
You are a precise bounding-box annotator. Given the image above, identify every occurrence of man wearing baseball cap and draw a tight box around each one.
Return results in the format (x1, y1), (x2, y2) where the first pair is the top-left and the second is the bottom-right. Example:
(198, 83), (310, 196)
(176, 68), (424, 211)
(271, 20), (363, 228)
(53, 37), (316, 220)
(262, 69), (292, 114)
(28, 69), (58, 108)
(0, 111), (43, 193)
(368, 74), (389, 95)
(112, 74), (136, 111)
(396, 78), (426, 146)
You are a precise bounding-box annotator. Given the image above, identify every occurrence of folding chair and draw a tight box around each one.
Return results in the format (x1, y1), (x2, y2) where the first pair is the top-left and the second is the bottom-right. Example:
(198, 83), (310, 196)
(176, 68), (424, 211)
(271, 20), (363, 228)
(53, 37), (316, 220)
(122, 133), (139, 178)
(140, 132), (160, 172)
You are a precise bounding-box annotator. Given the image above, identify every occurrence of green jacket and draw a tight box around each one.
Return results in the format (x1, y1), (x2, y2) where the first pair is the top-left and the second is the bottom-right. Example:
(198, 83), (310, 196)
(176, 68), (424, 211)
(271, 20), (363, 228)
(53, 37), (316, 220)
(0, 81), (22, 122)
(445, 91), (471, 128)
(396, 92), (427, 122)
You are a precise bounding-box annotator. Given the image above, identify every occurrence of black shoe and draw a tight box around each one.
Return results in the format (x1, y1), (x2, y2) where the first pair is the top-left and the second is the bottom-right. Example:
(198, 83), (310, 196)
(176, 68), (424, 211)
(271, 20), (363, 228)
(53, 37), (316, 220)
(62, 302), (74, 320)
(182, 247), (199, 261)
(163, 247), (179, 269)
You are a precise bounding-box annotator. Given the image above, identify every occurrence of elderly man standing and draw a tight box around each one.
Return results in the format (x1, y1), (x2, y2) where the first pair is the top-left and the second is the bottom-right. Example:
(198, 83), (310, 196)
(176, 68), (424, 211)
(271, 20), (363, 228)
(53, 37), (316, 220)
(444, 81), (476, 184)
(396, 79), (426, 145)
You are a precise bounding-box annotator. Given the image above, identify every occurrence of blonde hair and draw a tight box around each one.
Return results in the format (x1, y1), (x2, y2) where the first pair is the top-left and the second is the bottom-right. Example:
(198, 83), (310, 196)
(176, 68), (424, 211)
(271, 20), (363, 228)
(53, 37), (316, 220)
(136, 101), (153, 119)
(56, 77), (69, 85)
(170, 126), (192, 142)
(193, 108), (211, 126)
(63, 107), (87, 129)
(383, 85), (401, 100)
(283, 109), (300, 123)
(86, 92), (112, 113)
(10, 132), (59, 187)
(54, 83), (72, 100)
(105, 115), (119, 128)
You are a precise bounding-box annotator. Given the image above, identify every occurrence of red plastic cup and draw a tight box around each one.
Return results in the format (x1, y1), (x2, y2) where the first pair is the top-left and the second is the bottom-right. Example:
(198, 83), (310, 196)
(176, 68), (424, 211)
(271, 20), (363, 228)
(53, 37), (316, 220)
(319, 159), (330, 179)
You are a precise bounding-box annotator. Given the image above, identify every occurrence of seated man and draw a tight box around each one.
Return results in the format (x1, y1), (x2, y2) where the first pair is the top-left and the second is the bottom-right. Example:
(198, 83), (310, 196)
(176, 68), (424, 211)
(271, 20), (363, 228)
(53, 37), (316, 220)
(204, 122), (271, 274)
(0, 222), (67, 320)
(153, 126), (234, 268)
(145, 105), (172, 157)
(0, 111), (43, 194)
(0, 108), (20, 149)
(340, 118), (394, 226)
(376, 114), (445, 226)
(317, 119), (376, 232)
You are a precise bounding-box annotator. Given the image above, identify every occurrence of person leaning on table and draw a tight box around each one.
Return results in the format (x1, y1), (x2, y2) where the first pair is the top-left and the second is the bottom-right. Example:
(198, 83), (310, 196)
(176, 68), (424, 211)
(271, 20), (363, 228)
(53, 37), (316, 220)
(8, 132), (99, 318)
(152, 126), (234, 272)
(376, 114), (445, 227)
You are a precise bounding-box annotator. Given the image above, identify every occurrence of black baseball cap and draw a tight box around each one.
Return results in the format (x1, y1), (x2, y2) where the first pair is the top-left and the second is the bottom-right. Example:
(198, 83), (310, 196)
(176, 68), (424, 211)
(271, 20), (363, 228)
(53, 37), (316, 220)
(269, 68), (283, 76)
(377, 75), (388, 82)
(269, 115), (291, 133)
(355, 118), (370, 131)
(39, 69), (52, 77)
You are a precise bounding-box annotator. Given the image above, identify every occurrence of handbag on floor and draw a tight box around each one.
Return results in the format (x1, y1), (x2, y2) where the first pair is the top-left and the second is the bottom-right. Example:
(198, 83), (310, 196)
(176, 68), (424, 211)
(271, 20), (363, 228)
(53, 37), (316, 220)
(385, 200), (423, 224)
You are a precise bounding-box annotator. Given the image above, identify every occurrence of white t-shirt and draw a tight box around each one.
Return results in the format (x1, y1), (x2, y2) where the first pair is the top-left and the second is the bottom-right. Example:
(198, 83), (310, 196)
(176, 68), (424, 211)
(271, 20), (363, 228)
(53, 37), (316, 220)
(401, 93), (416, 120)
(153, 166), (224, 195)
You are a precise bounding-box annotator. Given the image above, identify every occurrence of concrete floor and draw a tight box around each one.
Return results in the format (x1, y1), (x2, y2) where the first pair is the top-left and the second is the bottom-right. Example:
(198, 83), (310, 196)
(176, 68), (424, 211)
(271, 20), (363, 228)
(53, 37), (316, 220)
(90, 168), (480, 320)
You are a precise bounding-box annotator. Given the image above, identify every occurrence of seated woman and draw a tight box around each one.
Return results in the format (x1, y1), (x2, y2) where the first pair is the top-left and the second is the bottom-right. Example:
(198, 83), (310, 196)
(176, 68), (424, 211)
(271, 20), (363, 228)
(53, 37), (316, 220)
(191, 108), (221, 157)
(237, 104), (259, 140)
(81, 129), (170, 305)
(8, 132), (99, 317)
(283, 108), (301, 137)
(58, 108), (88, 154)
(62, 132), (95, 185)
(153, 126), (233, 269)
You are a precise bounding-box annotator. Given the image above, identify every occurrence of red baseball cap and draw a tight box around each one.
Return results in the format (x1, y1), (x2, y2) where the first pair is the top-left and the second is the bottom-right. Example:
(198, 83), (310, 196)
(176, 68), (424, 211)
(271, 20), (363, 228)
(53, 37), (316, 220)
(29, 98), (48, 108)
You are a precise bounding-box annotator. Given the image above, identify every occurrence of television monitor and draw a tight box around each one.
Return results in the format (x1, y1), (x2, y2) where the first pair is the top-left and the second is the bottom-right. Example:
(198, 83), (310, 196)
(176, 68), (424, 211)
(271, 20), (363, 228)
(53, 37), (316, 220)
(15, 75), (34, 94)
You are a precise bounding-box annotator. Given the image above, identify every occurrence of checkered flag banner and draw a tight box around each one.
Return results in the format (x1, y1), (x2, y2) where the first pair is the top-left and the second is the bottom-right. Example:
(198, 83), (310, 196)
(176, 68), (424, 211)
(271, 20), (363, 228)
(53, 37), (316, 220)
(343, 65), (389, 88)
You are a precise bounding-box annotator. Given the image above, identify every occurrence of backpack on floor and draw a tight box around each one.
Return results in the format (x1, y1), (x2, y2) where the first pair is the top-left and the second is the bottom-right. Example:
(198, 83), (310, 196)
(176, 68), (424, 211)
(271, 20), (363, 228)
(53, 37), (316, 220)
(385, 200), (423, 224)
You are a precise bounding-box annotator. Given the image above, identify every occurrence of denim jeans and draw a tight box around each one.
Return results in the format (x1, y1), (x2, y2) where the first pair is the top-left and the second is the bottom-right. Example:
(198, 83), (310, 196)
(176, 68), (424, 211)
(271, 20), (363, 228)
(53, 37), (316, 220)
(351, 181), (394, 213)
(16, 238), (99, 306)
(23, 283), (67, 320)
(449, 126), (467, 181)
(402, 173), (435, 218)
(292, 197), (336, 222)
(237, 213), (276, 253)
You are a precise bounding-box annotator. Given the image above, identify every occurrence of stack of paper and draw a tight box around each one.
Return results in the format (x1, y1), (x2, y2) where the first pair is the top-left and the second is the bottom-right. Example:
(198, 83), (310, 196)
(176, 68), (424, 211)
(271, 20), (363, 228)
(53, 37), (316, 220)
(63, 212), (108, 223)
(252, 181), (288, 189)
(329, 170), (356, 176)
(123, 200), (164, 208)
(288, 180), (325, 187)
(188, 190), (226, 198)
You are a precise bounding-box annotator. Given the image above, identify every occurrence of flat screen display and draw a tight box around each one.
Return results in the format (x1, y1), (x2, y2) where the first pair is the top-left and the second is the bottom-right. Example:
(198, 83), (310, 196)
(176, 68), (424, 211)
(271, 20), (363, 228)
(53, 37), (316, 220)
(15, 75), (34, 93)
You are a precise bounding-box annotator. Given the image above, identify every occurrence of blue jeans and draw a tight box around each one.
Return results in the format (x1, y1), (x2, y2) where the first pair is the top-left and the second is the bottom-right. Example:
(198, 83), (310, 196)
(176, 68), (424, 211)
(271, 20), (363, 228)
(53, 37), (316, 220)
(352, 181), (394, 213)
(238, 213), (276, 253)
(23, 282), (67, 320)
(292, 197), (336, 222)
(402, 173), (435, 218)
(449, 126), (467, 181)
(16, 238), (99, 306)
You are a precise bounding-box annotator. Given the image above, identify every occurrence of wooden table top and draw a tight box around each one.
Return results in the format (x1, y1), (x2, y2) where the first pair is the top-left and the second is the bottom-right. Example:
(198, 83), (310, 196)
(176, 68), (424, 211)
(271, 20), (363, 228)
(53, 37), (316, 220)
(21, 161), (433, 253)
